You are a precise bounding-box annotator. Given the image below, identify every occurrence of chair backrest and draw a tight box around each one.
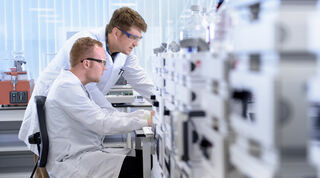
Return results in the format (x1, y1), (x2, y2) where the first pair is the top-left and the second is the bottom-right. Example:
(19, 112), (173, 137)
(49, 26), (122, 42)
(35, 95), (49, 167)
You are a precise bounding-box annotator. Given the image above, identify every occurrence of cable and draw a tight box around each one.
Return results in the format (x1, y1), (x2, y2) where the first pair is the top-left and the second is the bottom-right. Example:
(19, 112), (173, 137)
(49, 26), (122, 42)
(30, 157), (39, 178)
(30, 143), (41, 178)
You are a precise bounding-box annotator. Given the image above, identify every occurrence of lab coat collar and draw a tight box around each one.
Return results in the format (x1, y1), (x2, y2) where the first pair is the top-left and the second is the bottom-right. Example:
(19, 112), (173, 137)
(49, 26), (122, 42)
(105, 31), (119, 62)
(95, 26), (127, 63)
(94, 27), (114, 66)
(95, 27), (106, 48)
(94, 26), (113, 56)
(93, 27), (110, 60)
(61, 70), (81, 84)
(60, 70), (92, 99)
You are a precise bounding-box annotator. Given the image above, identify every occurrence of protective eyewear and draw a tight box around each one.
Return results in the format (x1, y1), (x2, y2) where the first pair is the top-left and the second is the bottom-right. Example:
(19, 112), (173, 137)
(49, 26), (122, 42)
(81, 58), (107, 66)
(118, 27), (143, 42)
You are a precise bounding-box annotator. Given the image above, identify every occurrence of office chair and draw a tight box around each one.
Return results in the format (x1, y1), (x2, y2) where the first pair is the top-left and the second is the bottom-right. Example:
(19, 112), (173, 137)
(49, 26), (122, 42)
(28, 96), (49, 178)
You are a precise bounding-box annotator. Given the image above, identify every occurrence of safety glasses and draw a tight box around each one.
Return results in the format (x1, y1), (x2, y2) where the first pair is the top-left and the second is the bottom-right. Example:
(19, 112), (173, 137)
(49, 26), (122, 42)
(81, 58), (107, 66)
(117, 27), (143, 42)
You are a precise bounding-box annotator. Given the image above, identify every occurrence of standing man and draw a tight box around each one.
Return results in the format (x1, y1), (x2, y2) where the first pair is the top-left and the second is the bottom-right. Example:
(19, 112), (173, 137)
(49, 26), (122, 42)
(19, 7), (153, 154)
(45, 37), (150, 178)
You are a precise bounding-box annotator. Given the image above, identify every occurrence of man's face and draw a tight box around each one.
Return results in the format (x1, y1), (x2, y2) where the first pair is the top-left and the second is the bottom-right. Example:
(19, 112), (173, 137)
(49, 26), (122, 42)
(117, 26), (142, 55)
(87, 45), (107, 83)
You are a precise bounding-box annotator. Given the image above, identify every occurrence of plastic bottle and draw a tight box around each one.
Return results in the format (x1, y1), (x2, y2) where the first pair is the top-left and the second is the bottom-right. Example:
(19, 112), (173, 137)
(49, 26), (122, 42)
(178, 9), (191, 41)
(180, 5), (208, 42)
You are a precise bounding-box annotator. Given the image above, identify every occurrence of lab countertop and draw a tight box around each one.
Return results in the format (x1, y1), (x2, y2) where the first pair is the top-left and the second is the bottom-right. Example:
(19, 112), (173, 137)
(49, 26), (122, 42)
(0, 106), (29, 153)
(0, 106), (26, 122)
(0, 100), (152, 122)
(112, 100), (152, 108)
(0, 100), (151, 122)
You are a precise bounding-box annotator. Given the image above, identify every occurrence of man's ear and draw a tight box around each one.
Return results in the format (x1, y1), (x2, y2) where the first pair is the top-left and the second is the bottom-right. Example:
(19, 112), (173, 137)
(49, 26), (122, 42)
(82, 59), (90, 68)
(112, 27), (120, 39)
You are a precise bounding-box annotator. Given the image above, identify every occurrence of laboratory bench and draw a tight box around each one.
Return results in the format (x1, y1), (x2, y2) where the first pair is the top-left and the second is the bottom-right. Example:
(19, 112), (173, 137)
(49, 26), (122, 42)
(0, 106), (34, 177)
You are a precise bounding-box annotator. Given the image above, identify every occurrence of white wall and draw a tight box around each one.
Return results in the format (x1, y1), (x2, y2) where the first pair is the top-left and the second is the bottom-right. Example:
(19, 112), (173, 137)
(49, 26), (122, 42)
(0, 0), (216, 79)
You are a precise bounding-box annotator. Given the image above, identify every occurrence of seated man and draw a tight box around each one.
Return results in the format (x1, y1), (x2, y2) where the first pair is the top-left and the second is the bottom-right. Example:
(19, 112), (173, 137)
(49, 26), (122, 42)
(45, 37), (152, 178)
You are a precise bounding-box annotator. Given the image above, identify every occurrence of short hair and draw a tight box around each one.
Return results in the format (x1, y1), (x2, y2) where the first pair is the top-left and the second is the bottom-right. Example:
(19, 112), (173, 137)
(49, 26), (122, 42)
(106, 7), (147, 35)
(69, 37), (103, 67)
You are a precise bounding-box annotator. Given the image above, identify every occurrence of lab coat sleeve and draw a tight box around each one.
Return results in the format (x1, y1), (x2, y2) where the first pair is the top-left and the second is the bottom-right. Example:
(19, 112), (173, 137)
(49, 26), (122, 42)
(122, 55), (154, 102)
(54, 82), (148, 136)
(85, 82), (116, 110)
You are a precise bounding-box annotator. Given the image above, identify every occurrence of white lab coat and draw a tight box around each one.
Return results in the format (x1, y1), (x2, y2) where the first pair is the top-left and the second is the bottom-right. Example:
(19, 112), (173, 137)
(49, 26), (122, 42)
(45, 70), (148, 178)
(18, 27), (154, 154)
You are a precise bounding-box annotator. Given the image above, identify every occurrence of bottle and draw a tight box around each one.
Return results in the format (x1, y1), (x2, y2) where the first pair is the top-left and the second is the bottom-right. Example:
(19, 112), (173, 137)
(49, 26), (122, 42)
(181, 5), (208, 42)
(178, 9), (191, 41)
